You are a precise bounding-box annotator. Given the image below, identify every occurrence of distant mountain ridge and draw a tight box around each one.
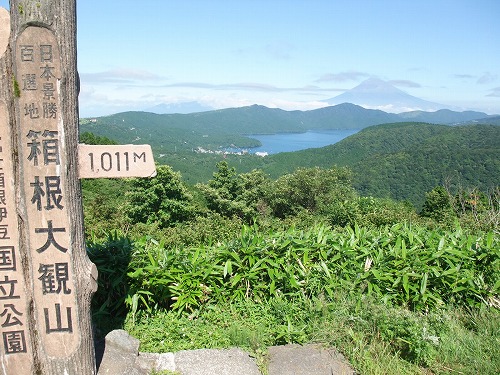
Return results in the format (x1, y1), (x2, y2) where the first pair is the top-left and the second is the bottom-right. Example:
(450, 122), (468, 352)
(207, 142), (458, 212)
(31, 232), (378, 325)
(459, 115), (500, 126)
(80, 103), (498, 156)
(139, 79), (473, 115)
(397, 109), (491, 124)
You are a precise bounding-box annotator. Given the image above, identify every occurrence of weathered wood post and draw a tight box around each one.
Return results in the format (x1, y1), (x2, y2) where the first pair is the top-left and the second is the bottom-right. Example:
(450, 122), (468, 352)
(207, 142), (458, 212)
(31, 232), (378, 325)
(0, 2), (157, 373)
(0, 1), (96, 373)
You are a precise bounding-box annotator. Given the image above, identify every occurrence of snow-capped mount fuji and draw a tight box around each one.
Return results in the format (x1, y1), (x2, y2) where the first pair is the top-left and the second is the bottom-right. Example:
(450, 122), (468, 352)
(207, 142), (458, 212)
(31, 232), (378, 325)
(324, 78), (446, 113)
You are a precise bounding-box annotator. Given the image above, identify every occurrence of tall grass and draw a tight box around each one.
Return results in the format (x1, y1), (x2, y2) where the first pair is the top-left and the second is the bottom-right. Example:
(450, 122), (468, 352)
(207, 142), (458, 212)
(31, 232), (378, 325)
(121, 223), (498, 314)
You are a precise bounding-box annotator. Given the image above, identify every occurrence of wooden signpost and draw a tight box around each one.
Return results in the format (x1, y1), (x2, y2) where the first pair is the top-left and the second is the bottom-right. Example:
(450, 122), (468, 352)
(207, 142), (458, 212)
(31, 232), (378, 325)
(0, 1), (156, 374)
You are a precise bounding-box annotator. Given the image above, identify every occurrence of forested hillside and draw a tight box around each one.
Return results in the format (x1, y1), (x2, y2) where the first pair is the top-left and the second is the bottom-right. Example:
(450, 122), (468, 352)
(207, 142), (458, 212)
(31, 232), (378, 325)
(80, 121), (499, 209)
(253, 123), (500, 208)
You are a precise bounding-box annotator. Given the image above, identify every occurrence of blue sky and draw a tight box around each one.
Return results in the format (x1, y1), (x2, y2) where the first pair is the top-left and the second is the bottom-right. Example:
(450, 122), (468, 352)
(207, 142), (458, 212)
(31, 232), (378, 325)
(1, 0), (499, 117)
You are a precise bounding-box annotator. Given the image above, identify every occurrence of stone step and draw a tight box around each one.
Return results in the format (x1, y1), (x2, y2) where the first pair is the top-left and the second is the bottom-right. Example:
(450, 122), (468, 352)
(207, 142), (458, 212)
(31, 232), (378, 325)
(96, 330), (356, 375)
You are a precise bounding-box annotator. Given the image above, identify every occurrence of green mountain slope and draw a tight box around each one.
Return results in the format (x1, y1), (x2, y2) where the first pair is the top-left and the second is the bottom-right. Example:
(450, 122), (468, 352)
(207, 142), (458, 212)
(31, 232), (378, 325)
(397, 109), (494, 124)
(259, 123), (499, 208)
(463, 115), (500, 126)
(78, 104), (408, 152)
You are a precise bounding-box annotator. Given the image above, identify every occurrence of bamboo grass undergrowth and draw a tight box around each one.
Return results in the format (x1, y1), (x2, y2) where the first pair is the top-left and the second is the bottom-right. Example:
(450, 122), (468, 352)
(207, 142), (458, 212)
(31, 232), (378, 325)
(89, 221), (499, 374)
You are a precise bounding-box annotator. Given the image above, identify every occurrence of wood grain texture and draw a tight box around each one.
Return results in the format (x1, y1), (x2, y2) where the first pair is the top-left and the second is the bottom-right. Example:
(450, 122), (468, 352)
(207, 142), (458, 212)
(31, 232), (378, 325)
(2, 1), (97, 374)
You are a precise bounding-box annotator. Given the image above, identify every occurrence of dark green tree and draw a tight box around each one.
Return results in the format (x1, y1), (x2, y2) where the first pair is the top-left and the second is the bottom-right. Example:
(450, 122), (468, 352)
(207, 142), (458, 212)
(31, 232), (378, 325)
(196, 161), (270, 221)
(80, 131), (118, 145)
(265, 166), (356, 218)
(420, 186), (455, 222)
(125, 165), (198, 227)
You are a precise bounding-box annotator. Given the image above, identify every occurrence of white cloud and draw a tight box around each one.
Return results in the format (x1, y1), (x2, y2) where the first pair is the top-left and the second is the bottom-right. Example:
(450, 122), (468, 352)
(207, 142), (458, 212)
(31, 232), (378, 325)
(454, 73), (475, 79)
(361, 104), (439, 113)
(80, 68), (165, 83)
(486, 87), (500, 97)
(477, 72), (497, 84)
(78, 80), (333, 117)
(153, 81), (343, 94)
(262, 99), (329, 111)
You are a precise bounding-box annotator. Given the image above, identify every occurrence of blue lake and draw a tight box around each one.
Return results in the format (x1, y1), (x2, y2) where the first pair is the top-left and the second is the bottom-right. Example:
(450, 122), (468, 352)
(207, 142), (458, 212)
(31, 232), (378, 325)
(242, 129), (361, 154)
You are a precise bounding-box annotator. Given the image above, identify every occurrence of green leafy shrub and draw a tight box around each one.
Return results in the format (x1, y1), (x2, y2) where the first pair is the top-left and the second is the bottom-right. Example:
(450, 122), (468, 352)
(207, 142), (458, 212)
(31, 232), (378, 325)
(354, 197), (418, 227)
(125, 165), (199, 228)
(374, 307), (440, 366)
(82, 178), (132, 236)
(196, 161), (270, 222)
(87, 233), (133, 335)
(264, 166), (355, 218)
(420, 186), (456, 222)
